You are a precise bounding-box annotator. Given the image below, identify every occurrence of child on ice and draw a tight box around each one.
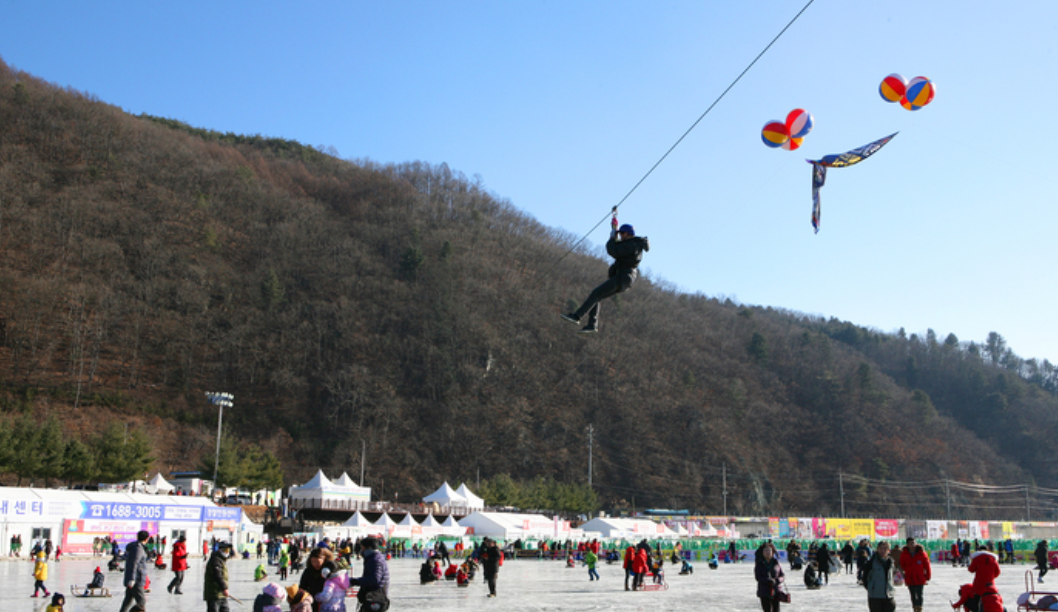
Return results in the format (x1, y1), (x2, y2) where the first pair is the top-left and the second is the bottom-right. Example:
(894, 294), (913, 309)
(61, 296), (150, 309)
(33, 551), (51, 598)
(585, 549), (600, 581)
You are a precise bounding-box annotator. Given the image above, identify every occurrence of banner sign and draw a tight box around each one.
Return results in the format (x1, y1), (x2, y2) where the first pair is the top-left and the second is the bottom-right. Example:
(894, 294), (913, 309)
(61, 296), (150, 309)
(875, 519), (899, 538)
(0, 496), (240, 525)
(62, 519), (158, 554)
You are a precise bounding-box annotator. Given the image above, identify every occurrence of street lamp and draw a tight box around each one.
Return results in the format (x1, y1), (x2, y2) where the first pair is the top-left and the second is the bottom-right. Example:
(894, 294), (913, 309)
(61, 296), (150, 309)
(205, 392), (234, 498)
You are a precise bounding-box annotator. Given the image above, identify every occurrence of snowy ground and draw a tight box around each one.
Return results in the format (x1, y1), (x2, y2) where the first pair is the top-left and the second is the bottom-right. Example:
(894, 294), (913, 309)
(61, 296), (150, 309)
(0, 554), (1042, 612)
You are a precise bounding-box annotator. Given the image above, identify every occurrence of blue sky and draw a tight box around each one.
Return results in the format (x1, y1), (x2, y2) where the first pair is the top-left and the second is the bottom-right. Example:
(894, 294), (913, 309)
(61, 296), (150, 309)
(4, 1), (1057, 364)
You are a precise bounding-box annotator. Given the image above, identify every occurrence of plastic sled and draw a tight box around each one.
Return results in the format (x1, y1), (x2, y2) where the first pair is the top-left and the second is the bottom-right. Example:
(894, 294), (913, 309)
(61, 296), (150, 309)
(1018, 570), (1058, 612)
(72, 585), (112, 598)
(640, 583), (669, 591)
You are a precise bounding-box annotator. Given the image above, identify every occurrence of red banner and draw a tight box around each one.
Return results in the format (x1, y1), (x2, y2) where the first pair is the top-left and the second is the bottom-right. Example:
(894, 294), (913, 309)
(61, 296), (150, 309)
(874, 519), (899, 538)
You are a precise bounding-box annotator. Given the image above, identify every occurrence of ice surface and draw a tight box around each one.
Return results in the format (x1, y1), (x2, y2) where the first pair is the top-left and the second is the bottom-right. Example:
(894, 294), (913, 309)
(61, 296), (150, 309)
(0, 554), (1040, 612)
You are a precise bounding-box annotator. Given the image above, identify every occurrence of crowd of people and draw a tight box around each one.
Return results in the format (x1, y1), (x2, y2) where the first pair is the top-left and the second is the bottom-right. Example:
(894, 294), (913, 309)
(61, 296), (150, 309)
(19, 530), (1058, 611)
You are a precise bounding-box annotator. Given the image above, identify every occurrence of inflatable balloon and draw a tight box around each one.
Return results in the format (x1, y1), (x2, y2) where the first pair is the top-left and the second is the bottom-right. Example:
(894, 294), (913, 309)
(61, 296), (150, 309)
(781, 137), (804, 151)
(761, 120), (789, 148)
(785, 108), (813, 139)
(900, 76), (935, 110)
(879, 73), (907, 103)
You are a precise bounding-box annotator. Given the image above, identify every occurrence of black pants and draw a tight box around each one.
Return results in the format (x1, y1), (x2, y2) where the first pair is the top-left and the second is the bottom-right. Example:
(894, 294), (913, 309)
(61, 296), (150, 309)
(908, 584), (924, 608)
(759, 596), (781, 612)
(573, 272), (633, 326)
(119, 586), (147, 612)
(1039, 562), (1049, 579)
(485, 570), (497, 595)
(868, 598), (897, 612)
(168, 570), (185, 592)
(819, 565), (829, 584)
(206, 600), (231, 612)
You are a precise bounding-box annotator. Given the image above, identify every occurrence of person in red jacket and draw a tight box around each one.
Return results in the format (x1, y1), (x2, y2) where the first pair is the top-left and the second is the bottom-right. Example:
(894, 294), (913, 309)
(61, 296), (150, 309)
(968, 548), (1004, 612)
(622, 546), (635, 591)
(632, 547), (649, 591)
(167, 535), (189, 595)
(899, 538), (932, 612)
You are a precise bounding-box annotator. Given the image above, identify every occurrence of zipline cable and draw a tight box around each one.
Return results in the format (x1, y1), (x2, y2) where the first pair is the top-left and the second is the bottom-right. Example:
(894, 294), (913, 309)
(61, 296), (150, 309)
(544, 0), (817, 276)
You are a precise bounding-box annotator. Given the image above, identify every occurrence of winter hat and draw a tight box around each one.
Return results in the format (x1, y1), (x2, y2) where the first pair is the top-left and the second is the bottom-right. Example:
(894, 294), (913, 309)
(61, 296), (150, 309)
(51, 593), (65, 606)
(95, 567), (101, 573)
(618, 223), (635, 236)
(36, 551), (45, 559)
(285, 584), (301, 601)
(262, 582), (286, 600)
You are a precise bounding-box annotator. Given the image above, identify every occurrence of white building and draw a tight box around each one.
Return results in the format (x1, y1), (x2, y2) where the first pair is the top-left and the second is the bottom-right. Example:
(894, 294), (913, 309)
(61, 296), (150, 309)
(0, 486), (249, 556)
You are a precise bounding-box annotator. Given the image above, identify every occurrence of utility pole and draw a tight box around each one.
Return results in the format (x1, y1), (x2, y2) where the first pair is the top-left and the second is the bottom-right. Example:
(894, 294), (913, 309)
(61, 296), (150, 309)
(945, 479), (952, 521)
(722, 463), (728, 516)
(839, 471), (846, 518)
(587, 424), (594, 487)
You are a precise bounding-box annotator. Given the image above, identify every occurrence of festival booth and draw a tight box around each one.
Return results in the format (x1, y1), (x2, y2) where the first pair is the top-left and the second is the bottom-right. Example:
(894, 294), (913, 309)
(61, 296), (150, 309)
(578, 517), (680, 540)
(441, 515), (466, 537)
(289, 470), (371, 512)
(458, 511), (573, 542)
(455, 484), (486, 510)
(422, 482), (467, 513)
(0, 486), (242, 557)
(147, 473), (176, 494)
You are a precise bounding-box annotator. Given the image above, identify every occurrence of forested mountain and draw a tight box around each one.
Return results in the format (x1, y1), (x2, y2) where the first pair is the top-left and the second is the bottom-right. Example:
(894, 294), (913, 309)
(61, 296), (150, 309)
(1, 57), (1056, 518)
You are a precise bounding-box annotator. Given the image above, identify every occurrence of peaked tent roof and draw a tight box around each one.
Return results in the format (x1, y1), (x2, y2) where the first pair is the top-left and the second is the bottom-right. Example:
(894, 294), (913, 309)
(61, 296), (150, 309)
(374, 513), (400, 527)
(333, 472), (359, 488)
(422, 482), (467, 505)
(398, 513), (420, 526)
(297, 469), (334, 490)
(455, 483), (485, 509)
(149, 473), (175, 493)
(342, 511), (375, 527)
(422, 514), (443, 527)
(441, 515), (461, 527)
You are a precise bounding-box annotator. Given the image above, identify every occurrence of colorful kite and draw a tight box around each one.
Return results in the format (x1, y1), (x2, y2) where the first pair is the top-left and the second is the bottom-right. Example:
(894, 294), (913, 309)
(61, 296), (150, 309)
(807, 132), (898, 233)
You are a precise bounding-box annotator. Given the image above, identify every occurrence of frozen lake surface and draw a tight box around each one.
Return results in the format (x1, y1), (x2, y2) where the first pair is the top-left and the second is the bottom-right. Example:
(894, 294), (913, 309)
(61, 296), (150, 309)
(0, 554), (1041, 612)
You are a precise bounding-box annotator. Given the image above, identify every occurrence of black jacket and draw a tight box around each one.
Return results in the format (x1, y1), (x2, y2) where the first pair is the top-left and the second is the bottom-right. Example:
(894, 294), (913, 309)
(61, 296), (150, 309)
(606, 235), (649, 277)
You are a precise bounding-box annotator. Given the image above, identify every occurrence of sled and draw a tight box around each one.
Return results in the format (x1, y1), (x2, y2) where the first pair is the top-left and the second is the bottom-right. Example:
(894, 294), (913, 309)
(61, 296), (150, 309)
(1018, 570), (1058, 612)
(639, 583), (669, 591)
(345, 588), (359, 597)
(71, 585), (112, 598)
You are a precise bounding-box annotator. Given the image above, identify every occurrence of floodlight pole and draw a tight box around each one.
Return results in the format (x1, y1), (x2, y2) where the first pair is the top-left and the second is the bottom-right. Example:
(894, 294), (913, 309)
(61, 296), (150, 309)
(206, 392), (234, 499)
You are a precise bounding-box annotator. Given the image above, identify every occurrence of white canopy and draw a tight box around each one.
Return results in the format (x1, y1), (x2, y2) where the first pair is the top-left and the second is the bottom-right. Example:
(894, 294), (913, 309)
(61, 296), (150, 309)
(342, 511), (375, 527)
(577, 517), (680, 539)
(333, 472), (359, 488)
(458, 511), (570, 540)
(398, 513), (420, 527)
(421, 514), (443, 527)
(422, 482), (467, 506)
(149, 473), (175, 493)
(441, 515), (461, 528)
(290, 470), (370, 503)
(374, 513), (399, 527)
(455, 483), (485, 509)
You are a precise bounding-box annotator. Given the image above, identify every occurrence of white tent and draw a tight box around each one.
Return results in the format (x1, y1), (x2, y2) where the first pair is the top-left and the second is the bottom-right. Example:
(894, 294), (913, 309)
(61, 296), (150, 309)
(398, 513), (420, 527)
(342, 511), (375, 527)
(421, 514), (443, 527)
(455, 483), (486, 509)
(422, 482), (466, 507)
(458, 511), (570, 541)
(290, 470), (371, 509)
(374, 513), (400, 527)
(333, 472), (359, 488)
(148, 473), (175, 494)
(577, 517), (680, 540)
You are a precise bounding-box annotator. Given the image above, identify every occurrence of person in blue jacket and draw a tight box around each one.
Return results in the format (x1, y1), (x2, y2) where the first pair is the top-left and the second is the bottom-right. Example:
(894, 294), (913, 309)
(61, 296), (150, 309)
(351, 537), (390, 611)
